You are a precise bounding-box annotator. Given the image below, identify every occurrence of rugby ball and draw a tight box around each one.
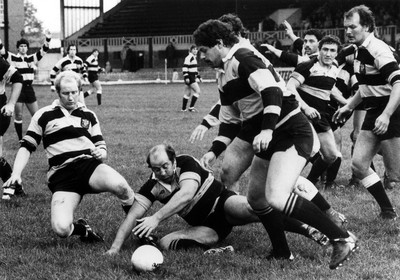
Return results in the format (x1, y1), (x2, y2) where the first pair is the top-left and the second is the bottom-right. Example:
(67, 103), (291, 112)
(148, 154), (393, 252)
(131, 245), (163, 272)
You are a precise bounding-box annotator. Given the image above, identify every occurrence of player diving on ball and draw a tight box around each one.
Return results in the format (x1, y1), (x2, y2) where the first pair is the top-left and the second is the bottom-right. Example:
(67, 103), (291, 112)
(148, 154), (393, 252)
(106, 144), (329, 256)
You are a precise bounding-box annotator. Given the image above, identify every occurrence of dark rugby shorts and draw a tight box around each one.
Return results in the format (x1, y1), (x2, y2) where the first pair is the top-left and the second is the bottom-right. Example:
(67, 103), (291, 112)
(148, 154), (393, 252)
(184, 74), (197, 85)
(203, 189), (236, 241)
(17, 84), (36, 103)
(362, 106), (400, 140)
(48, 158), (101, 195)
(0, 94), (11, 136)
(257, 112), (315, 161)
(88, 72), (99, 83)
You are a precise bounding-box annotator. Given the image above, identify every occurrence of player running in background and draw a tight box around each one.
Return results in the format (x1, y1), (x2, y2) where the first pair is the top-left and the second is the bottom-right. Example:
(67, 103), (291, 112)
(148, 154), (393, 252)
(181, 45), (201, 112)
(83, 49), (104, 105)
(0, 31), (51, 141)
(50, 44), (87, 104)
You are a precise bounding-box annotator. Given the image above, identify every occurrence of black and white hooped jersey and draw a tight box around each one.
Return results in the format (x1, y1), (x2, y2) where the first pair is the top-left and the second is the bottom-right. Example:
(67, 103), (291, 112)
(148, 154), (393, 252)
(21, 99), (106, 174)
(352, 33), (400, 106)
(182, 53), (198, 77)
(0, 57), (23, 95)
(50, 55), (87, 85)
(290, 56), (340, 101)
(85, 54), (100, 73)
(134, 154), (225, 226)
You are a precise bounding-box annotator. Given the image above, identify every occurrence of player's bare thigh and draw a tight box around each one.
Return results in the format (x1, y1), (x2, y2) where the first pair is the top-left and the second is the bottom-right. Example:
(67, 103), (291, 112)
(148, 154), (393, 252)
(159, 226), (219, 250)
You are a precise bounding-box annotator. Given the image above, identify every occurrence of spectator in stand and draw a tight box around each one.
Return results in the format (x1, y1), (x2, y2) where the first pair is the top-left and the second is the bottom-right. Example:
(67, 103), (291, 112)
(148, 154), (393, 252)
(165, 40), (177, 68)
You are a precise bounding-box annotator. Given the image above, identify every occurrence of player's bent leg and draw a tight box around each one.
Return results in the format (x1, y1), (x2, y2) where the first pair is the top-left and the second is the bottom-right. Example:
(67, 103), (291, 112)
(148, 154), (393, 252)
(353, 131), (396, 218)
(264, 146), (306, 210)
(88, 164), (135, 208)
(380, 138), (400, 189)
(221, 138), (253, 191)
(51, 191), (81, 237)
(26, 101), (39, 116)
(223, 195), (258, 225)
(159, 227), (219, 251)
(351, 131), (380, 180)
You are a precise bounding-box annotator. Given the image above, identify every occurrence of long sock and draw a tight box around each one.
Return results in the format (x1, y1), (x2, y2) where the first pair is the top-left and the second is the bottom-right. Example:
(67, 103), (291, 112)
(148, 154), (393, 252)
(14, 120), (23, 141)
(182, 97), (189, 110)
(308, 153), (320, 165)
(282, 216), (309, 236)
(189, 96), (198, 108)
(283, 193), (348, 240)
(168, 239), (210, 250)
(361, 173), (394, 211)
(326, 157), (341, 182)
(311, 192), (331, 212)
(71, 223), (87, 236)
(97, 93), (102, 105)
(0, 157), (12, 182)
(83, 90), (93, 98)
(307, 156), (332, 184)
(253, 206), (291, 257)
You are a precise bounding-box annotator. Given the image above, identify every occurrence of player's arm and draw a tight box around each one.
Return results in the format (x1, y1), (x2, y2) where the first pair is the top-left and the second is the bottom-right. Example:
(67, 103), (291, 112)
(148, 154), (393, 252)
(2, 147), (31, 189)
(333, 89), (362, 124)
(261, 43), (283, 58)
(283, 20), (299, 43)
(1, 67), (23, 116)
(331, 86), (348, 106)
(201, 121), (241, 169)
(189, 101), (221, 143)
(49, 64), (60, 91)
(35, 30), (51, 63)
(0, 38), (10, 60)
(106, 201), (148, 255)
(133, 179), (198, 238)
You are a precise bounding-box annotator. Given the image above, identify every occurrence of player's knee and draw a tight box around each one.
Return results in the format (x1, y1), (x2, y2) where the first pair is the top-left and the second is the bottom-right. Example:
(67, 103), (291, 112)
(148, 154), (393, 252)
(158, 238), (170, 250)
(14, 113), (23, 121)
(52, 220), (72, 238)
(351, 160), (367, 178)
(113, 180), (133, 200)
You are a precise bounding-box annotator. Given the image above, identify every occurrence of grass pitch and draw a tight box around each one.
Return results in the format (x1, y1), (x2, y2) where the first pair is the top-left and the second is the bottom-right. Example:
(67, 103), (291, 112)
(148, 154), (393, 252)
(1, 84), (399, 280)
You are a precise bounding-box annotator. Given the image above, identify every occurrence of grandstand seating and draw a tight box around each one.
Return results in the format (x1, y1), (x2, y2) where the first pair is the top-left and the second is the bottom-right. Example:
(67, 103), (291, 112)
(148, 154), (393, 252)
(81, 0), (292, 38)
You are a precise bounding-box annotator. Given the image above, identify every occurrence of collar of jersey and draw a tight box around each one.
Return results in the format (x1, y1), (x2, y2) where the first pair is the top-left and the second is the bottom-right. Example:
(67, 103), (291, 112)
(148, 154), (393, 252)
(359, 32), (375, 49)
(222, 42), (241, 63)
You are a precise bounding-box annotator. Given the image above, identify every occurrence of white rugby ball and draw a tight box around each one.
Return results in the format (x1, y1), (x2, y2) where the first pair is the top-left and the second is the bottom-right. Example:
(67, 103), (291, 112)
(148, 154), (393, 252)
(131, 245), (163, 272)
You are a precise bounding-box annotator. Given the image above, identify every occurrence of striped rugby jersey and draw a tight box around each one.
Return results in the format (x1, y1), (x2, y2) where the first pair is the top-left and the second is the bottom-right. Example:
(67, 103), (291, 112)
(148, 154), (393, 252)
(0, 57), (23, 95)
(217, 43), (296, 139)
(352, 33), (400, 105)
(0, 41), (49, 85)
(334, 62), (358, 99)
(182, 52), (198, 77)
(85, 54), (100, 73)
(50, 55), (87, 85)
(290, 56), (340, 101)
(134, 154), (225, 226)
(21, 99), (106, 177)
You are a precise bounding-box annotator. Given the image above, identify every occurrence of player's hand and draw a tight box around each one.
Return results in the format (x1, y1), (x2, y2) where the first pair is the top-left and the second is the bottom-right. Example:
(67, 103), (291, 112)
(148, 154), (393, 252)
(133, 216), (160, 238)
(260, 43), (274, 52)
(253, 129), (273, 153)
(50, 85), (56, 92)
(332, 105), (352, 124)
(304, 106), (320, 119)
(184, 78), (190, 85)
(91, 147), (106, 161)
(189, 125), (208, 143)
(283, 20), (294, 36)
(373, 113), (390, 135)
(44, 29), (52, 39)
(104, 248), (119, 256)
(3, 176), (22, 189)
(200, 152), (216, 170)
(1, 103), (14, 117)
